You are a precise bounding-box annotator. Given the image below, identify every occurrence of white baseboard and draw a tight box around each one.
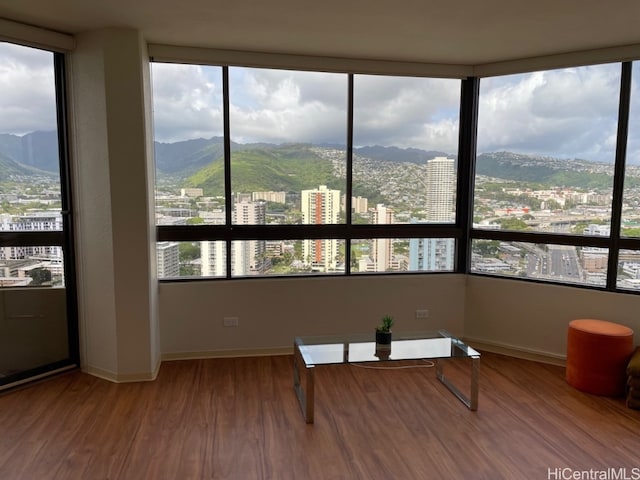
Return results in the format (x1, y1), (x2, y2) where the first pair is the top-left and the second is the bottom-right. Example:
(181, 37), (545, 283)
(463, 336), (566, 367)
(161, 346), (292, 362)
(82, 348), (291, 383)
(83, 359), (161, 383)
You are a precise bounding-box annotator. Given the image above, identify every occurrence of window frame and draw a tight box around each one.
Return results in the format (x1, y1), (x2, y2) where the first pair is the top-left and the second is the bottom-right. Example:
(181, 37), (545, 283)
(468, 61), (640, 293)
(155, 64), (465, 280)
(0, 42), (80, 388)
(154, 59), (640, 294)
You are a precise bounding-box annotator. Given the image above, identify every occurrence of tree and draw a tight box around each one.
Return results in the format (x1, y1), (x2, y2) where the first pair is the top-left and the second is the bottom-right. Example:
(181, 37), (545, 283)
(29, 267), (52, 286)
(473, 240), (500, 257)
(179, 242), (200, 261)
(497, 217), (530, 231)
(622, 227), (640, 237)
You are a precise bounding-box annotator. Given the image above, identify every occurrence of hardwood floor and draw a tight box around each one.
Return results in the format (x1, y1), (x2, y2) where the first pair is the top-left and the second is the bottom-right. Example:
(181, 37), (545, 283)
(1, 352), (639, 479)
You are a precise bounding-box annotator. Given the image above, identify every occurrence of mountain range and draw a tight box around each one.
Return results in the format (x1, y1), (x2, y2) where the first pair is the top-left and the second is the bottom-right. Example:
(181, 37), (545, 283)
(0, 132), (621, 192)
(0, 131), (60, 177)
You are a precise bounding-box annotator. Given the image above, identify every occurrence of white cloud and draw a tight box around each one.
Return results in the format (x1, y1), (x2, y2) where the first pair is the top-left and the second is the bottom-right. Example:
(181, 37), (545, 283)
(353, 75), (460, 153)
(0, 42), (57, 135)
(151, 63), (224, 143)
(477, 64), (621, 162)
(228, 68), (347, 144)
(152, 66), (460, 153)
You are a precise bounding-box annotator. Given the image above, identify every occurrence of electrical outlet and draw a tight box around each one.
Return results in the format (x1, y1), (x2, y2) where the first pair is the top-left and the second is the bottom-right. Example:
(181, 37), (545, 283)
(223, 316), (239, 327)
(415, 309), (429, 319)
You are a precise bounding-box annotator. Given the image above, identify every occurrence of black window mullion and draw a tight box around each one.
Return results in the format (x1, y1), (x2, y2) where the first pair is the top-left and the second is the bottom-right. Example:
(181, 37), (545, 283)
(54, 51), (80, 367)
(607, 61), (632, 290)
(345, 74), (354, 274)
(223, 66), (232, 279)
(456, 76), (479, 274)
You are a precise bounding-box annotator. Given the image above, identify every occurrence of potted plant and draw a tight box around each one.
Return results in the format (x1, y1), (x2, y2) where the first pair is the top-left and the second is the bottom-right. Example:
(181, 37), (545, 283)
(375, 315), (394, 346)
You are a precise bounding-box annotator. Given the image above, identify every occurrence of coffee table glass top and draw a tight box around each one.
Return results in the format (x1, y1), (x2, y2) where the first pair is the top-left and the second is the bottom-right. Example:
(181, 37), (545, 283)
(295, 330), (479, 366)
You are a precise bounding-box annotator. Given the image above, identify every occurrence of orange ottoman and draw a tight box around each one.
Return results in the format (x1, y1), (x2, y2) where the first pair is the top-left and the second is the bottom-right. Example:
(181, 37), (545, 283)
(566, 319), (634, 396)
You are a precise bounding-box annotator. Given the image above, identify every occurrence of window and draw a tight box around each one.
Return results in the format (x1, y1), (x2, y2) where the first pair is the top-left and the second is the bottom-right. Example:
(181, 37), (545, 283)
(154, 58), (640, 292)
(0, 42), (68, 286)
(0, 41), (78, 388)
(352, 75), (460, 225)
(471, 64), (626, 287)
(152, 63), (462, 278)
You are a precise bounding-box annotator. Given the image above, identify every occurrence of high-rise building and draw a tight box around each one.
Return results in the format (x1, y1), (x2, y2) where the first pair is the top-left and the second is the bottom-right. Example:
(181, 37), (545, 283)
(233, 199), (267, 275)
(201, 240), (226, 277)
(342, 195), (369, 214)
(371, 204), (394, 272)
(156, 241), (180, 278)
(301, 185), (341, 272)
(252, 191), (286, 204)
(410, 157), (456, 271)
(201, 199), (268, 276)
(409, 231), (455, 271)
(425, 157), (456, 222)
(0, 211), (63, 264)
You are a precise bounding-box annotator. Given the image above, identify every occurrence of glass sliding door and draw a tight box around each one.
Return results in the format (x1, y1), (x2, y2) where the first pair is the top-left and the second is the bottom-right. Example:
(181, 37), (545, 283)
(0, 42), (78, 389)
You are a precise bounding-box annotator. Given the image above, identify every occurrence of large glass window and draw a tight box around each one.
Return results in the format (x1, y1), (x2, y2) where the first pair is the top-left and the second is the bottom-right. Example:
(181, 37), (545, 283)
(0, 42), (78, 388)
(229, 68), (347, 226)
(352, 76), (460, 225)
(153, 63), (462, 279)
(154, 58), (640, 292)
(0, 42), (67, 284)
(475, 64), (620, 235)
(471, 240), (608, 287)
(471, 64), (627, 286)
(151, 63), (224, 226)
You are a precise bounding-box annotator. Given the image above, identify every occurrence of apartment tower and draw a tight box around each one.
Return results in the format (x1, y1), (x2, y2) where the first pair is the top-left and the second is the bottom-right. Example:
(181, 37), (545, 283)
(371, 204), (394, 272)
(201, 198), (267, 276)
(410, 157), (456, 271)
(301, 185), (341, 272)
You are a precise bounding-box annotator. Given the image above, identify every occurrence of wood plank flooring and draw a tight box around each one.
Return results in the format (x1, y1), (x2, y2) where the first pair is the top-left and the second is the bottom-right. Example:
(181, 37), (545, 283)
(1, 352), (639, 479)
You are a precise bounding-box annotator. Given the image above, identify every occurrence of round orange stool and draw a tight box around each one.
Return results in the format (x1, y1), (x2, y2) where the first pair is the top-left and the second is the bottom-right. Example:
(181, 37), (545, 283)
(566, 319), (634, 396)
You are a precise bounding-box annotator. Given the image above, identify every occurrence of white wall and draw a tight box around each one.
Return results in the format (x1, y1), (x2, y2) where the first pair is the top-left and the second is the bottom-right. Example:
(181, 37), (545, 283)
(160, 273), (640, 364)
(70, 28), (160, 381)
(465, 275), (640, 363)
(160, 274), (466, 357)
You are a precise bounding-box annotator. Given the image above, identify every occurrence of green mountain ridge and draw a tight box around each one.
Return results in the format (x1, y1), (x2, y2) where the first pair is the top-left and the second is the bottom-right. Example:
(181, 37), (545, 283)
(0, 132), (625, 193)
(187, 144), (341, 196)
(0, 151), (54, 179)
(475, 152), (619, 190)
(0, 131), (59, 175)
(154, 137), (226, 176)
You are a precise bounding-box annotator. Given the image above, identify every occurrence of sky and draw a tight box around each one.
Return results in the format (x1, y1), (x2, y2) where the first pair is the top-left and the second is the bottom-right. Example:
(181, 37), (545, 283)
(2, 41), (640, 164)
(0, 42), (57, 135)
(150, 62), (638, 164)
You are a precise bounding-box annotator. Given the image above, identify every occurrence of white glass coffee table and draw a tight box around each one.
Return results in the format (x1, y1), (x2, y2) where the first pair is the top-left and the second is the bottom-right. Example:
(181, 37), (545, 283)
(293, 330), (480, 423)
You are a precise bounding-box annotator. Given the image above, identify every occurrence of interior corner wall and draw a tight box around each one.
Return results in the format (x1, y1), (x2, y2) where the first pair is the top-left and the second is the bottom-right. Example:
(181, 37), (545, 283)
(70, 28), (159, 381)
(464, 275), (640, 362)
(159, 274), (466, 357)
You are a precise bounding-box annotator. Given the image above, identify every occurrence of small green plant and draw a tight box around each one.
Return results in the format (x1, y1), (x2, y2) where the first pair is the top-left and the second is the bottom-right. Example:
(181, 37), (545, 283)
(376, 315), (394, 333)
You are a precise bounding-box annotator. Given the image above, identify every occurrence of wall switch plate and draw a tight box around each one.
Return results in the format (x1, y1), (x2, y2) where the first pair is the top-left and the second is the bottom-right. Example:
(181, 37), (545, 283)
(415, 309), (429, 319)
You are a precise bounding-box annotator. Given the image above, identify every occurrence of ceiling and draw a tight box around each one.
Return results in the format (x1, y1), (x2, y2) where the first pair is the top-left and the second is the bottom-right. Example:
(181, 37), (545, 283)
(2, 0), (640, 65)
